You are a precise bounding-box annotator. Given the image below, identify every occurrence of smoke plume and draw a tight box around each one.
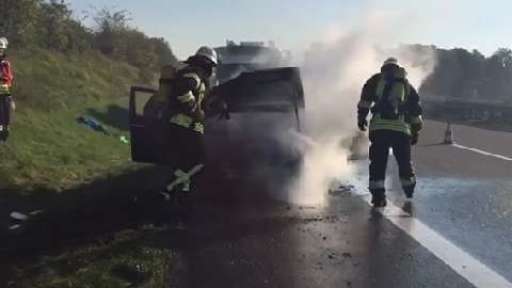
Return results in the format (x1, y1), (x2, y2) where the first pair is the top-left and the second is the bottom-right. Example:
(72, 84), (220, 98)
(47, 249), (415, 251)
(284, 12), (437, 206)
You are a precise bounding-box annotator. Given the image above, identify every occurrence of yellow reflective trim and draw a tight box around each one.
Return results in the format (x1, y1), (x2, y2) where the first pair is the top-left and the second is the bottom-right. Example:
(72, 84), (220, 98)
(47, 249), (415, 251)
(193, 122), (204, 134)
(370, 115), (411, 135)
(169, 113), (204, 134)
(0, 84), (10, 94)
(370, 125), (411, 135)
(170, 113), (194, 128)
(196, 83), (206, 108)
(177, 91), (195, 103)
(370, 126), (411, 135)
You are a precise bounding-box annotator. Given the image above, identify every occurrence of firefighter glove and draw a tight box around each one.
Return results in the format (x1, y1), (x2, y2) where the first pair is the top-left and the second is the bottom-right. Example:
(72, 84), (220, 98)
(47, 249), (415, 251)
(411, 132), (419, 146)
(358, 119), (368, 131)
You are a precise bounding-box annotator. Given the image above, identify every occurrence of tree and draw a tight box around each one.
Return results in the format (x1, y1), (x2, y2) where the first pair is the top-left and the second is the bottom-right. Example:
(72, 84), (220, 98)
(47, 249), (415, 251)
(485, 48), (512, 101)
(92, 8), (131, 56)
(64, 19), (93, 53)
(38, 0), (73, 51)
(0, 0), (42, 47)
(91, 7), (178, 82)
(150, 37), (178, 67)
(419, 46), (512, 105)
(0, 1), (177, 82)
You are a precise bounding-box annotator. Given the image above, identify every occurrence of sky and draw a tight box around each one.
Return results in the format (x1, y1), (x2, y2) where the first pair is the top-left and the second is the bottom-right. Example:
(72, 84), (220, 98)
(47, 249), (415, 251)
(69, 0), (512, 60)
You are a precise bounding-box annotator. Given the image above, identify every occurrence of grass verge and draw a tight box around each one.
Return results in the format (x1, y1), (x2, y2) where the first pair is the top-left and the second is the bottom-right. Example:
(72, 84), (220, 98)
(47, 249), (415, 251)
(9, 228), (172, 288)
(0, 48), (172, 287)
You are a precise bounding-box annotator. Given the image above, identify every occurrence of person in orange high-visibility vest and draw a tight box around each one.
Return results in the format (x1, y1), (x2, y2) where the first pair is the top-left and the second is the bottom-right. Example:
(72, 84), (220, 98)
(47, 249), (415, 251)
(0, 37), (15, 142)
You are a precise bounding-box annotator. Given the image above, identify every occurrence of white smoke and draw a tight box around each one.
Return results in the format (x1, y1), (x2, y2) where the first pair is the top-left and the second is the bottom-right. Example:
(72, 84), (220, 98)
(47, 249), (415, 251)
(283, 12), (437, 206)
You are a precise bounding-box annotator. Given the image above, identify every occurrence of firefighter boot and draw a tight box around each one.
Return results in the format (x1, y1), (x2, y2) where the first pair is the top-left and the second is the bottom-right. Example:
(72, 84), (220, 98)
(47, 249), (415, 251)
(404, 187), (414, 199)
(371, 189), (387, 208)
(404, 185), (415, 199)
(0, 130), (8, 142)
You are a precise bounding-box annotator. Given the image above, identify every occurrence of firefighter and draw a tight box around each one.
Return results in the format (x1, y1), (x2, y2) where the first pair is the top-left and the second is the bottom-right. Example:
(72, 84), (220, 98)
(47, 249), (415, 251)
(0, 37), (14, 142)
(357, 57), (423, 207)
(160, 46), (218, 200)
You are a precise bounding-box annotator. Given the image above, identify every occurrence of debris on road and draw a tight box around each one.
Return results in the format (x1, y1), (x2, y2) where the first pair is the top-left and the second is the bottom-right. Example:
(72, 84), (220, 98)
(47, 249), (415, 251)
(119, 135), (130, 144)
(29, 209), (44, 216)
(8, 224), (21, 230)
(9, 211), (29, 221)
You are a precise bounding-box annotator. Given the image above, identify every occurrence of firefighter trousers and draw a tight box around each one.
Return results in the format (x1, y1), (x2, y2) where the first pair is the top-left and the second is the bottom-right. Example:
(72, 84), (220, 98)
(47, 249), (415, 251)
(0, 95), (11, 141)
(165, 123), (205, 193)
(368, 130), (416, 196)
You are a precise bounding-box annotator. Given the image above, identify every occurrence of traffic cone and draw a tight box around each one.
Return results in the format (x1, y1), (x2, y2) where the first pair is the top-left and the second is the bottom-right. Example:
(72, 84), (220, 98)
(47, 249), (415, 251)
(443, 122), (454, 144)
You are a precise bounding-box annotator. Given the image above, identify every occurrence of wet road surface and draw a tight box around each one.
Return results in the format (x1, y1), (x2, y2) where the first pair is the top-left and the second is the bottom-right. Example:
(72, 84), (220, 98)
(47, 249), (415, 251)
(162, 179), (474, 288)
(359, 120), (512, 286)
(161, 123), (477, 288)
(5, 118), (510, 287)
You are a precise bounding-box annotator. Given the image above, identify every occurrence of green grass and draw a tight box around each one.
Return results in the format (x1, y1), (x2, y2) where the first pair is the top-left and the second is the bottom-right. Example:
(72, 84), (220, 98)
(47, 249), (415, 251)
(0, 48), (150, 193)
(0, 49), (172, 288)
(11, 229), (172, 288)
(0, 100), (136, 192)
(11, 48), (141, 110)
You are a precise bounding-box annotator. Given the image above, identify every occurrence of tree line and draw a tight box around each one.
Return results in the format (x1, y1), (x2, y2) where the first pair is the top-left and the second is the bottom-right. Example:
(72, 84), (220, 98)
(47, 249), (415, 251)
(2, 1), (510, 104)
(0, 0), (178, 82)
(420, 45), (512, 105)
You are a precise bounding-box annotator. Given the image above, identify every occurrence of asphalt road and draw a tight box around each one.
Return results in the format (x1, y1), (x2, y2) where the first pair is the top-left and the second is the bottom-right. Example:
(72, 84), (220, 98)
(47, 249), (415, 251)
(163, 170), (474, 288)
(161, 118), (484, 288)
(6, 118), (511, 288)
(378, 120), (512, 284)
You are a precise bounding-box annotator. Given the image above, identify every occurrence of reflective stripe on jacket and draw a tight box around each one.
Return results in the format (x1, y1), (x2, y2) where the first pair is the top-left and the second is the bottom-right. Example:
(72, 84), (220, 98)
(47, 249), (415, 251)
(0, 84), (10, 95)
(169, 113), (205, 134)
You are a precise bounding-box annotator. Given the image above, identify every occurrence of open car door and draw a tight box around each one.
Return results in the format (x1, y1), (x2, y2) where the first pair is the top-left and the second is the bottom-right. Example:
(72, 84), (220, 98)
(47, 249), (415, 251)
(129, 86), (169, 164)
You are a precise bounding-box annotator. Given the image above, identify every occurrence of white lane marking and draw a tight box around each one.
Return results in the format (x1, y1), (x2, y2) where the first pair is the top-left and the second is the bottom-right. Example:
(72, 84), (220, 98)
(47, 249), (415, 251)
(350, 180), (512, 288)
(452, 143), (512, 161)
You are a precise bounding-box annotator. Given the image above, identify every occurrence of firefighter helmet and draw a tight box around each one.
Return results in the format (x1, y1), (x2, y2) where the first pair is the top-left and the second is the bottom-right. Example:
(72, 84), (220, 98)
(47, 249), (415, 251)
(0, 37), (8, 49)
(383, 57), (398, 66)
(195, 46), (218, 66)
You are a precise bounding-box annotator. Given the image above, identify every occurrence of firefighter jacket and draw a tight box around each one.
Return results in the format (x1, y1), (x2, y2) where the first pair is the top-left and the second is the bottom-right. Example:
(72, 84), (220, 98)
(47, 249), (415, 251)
(357, 65), (423, 136)
(0, 58), (13, 95)
(168, 65), (209, 134)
